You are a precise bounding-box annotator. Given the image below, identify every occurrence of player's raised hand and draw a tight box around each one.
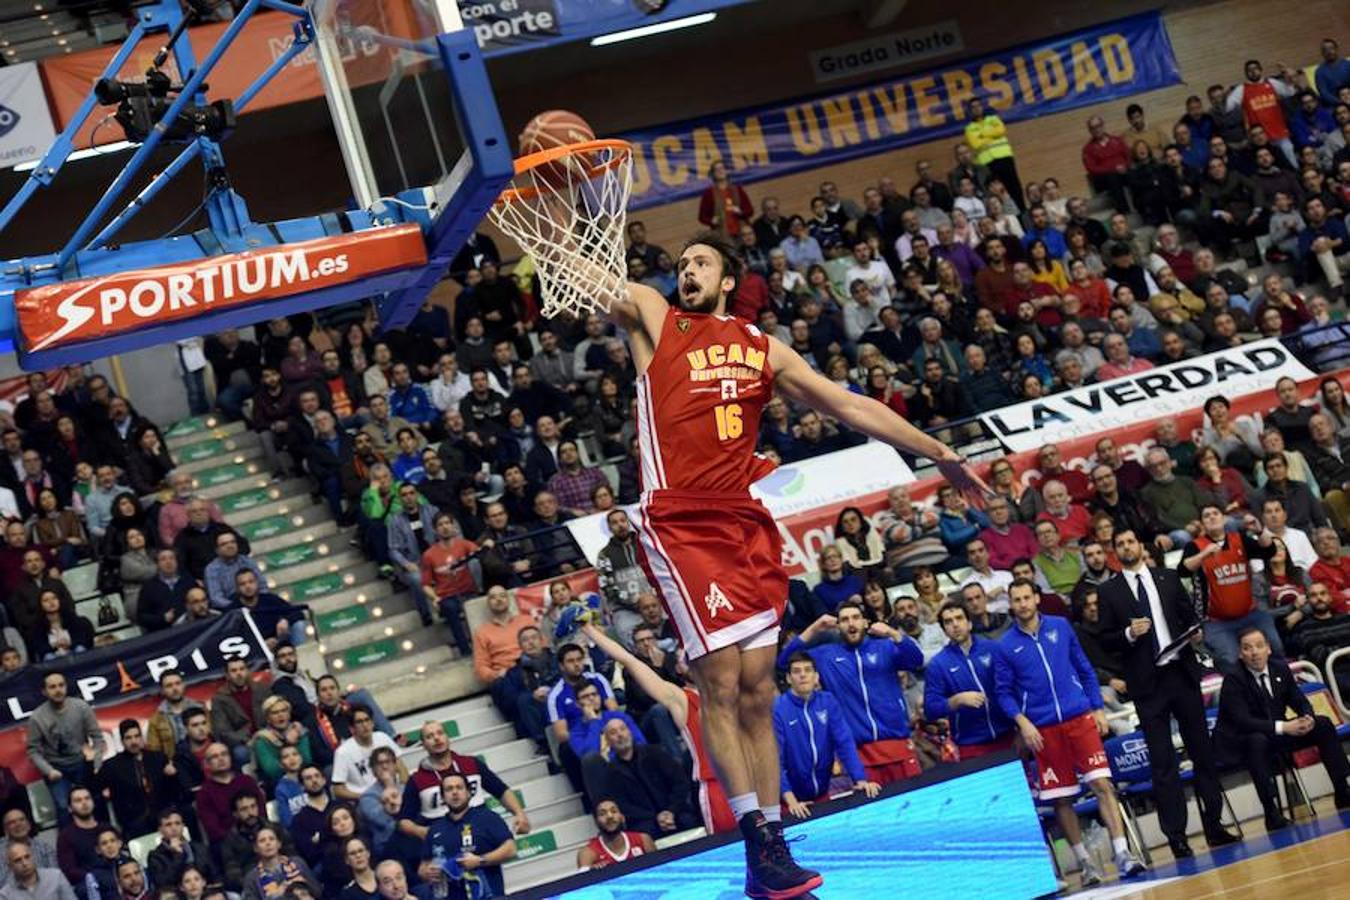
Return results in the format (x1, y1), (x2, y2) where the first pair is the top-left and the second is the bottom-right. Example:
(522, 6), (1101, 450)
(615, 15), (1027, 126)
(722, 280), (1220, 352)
(935, 453), (992, 507)
(803, 614), (838, 640)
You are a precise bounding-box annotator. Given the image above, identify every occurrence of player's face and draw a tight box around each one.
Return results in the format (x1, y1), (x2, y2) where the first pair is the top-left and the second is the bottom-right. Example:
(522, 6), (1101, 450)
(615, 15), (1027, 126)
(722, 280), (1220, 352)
(838, 607), (868, 645)
(787, 661), (818, 695)
(595, 801), (625, 835)
(940, 607), (970, 643)
(1009, 586), (1039, 623)
(676, 244), (731, 313)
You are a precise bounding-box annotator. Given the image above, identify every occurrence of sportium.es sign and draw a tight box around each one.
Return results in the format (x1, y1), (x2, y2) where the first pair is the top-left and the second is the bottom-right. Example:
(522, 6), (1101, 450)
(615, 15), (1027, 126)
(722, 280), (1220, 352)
(809, 20), (964, 83)
(15, 225), (427, 354)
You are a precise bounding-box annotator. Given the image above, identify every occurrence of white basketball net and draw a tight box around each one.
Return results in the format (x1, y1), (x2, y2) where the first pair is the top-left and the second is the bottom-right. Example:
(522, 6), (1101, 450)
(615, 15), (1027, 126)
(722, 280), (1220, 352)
(488, 141), (634, 319)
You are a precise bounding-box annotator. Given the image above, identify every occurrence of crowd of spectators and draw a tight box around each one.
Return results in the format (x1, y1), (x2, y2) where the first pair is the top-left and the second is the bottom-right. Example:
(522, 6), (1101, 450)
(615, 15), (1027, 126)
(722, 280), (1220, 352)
(0, 36), (1349, 900)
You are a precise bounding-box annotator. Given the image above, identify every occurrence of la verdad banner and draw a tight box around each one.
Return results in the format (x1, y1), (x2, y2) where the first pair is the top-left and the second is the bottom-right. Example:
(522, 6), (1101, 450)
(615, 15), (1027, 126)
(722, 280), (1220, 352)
(0, 610), (272, 730)
(620, 12), (1180, 210)
(567, 370), (1348, 575)
(980, 338), (1317, 454)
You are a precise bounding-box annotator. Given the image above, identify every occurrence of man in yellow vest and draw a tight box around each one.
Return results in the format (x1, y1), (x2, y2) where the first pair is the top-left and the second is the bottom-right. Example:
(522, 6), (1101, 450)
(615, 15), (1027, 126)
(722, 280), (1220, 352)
(965, 98), (1025, 209)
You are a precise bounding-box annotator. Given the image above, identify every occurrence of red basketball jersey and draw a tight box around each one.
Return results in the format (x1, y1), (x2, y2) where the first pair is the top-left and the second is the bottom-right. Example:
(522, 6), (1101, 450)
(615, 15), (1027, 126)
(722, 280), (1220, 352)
(583, 831), (649, 868)
(636, 308), (776, 495)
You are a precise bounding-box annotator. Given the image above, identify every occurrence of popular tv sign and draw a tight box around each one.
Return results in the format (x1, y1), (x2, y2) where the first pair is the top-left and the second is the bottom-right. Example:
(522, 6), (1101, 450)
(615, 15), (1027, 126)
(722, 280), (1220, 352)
(15, 225), (427, 353)
(979, 339), (1315, 453)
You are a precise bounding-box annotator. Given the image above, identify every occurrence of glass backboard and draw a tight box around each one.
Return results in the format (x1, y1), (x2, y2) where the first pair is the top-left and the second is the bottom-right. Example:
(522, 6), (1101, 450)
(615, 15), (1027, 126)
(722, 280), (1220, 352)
(310, 0), (474, 211)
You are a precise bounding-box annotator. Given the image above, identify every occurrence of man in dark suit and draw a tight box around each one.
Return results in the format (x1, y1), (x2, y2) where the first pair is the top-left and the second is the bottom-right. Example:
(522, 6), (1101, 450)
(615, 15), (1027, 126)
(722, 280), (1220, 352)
(1097, 529), (1239, 858)
(1215, 626), (1350, 829)
(304, 411), (354, 522)
(96, 719), (183, 838)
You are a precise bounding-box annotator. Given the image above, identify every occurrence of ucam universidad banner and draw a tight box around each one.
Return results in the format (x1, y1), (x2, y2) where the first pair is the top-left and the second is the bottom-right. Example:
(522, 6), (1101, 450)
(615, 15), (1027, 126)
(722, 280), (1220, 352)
(0, 609), (274, 728)
(620, 11), (1181, 209)
(979, 338), (1316, 454)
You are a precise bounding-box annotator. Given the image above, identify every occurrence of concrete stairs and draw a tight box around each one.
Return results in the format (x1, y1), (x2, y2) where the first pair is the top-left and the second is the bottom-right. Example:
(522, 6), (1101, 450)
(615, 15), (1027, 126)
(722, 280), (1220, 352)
(162, 414), (482, 717)
(389, 696), (595, 893)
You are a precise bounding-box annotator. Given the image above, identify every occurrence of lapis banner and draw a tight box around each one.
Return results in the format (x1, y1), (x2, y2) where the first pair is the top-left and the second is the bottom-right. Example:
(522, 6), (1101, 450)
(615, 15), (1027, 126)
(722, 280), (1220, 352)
(619, 12), (1181, 210)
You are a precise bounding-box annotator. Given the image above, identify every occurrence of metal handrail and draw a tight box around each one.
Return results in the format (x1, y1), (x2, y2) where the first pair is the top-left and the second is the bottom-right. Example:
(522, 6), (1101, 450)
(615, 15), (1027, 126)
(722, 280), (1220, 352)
(1326, 647), (1350, 718)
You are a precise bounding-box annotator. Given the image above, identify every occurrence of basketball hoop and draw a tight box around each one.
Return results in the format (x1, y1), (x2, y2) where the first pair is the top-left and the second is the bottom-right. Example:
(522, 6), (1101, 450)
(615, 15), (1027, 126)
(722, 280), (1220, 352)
(488, 139), (634, 319)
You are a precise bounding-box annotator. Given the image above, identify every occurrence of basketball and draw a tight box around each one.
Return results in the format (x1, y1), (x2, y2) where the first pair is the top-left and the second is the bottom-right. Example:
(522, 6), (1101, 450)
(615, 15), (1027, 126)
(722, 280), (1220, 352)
(519, 109), (596, 155)
(519, 109), (596, 188)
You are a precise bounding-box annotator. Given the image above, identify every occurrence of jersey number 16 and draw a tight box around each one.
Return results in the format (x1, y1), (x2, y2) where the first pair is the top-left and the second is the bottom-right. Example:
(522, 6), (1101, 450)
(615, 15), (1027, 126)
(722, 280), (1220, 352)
(714, 404), (743, 441)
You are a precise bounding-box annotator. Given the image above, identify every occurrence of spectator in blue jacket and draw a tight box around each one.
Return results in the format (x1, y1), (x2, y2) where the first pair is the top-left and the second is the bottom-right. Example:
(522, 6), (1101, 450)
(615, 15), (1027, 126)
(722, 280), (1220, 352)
(810, 546), (863, 613)
(923, 599), (1014, 758)
(936, 485), (990, 560)
(775, 651), (878, 818)
(388, 428), (427, 486)
(994, 579), (1145, 888)
(1289, 91), (1336, 151)
(387, 363), (437, 429)
(567, 682), (645, 759)
(778, 600), (925, 784)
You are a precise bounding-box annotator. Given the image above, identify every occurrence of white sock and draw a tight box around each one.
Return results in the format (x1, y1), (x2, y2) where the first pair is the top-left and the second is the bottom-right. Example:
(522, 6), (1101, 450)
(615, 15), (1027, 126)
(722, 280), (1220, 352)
(1112, 836), (1130, 857)
(1071, 843), (1091, 865)
(761, 806), (782, 824)
(729, 793), (759, 820)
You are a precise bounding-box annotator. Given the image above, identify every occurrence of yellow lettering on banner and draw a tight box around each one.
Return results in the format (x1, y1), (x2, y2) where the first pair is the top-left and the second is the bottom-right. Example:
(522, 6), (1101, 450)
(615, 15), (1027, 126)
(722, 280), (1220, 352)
(1100, 34), (1135, 83)
(871, 85), (910, 134)
(978, 62), (1015, 110)
(855, 91), (881, 140)
(941, 69), (975, 120)
(1011, 54), (1037, 103)
(723, 118), (770, 170)
(691, 127), (721, 180)
(786, 104), (826, 154)
(652, 135), (688, 186)
(1032, 49), (1068, 100)
(1070, 41), (1106, 92)
(629, 144), (652, 196)
(821, 97), (863, 148)
(911, 77), (945, 128)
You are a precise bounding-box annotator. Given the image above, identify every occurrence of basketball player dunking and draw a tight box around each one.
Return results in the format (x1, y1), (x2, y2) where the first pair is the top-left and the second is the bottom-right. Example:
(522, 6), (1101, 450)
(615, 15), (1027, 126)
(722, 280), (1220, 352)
(597, 233), (985, 898)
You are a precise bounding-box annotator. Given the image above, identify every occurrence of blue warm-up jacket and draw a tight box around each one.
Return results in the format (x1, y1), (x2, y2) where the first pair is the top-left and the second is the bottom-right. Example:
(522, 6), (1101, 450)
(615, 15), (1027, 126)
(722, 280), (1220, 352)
(773, 689), (867, 800)
(779, 634), (925, 743)
(993, 614), (1102, 728)
(922, 636), (1014, 746)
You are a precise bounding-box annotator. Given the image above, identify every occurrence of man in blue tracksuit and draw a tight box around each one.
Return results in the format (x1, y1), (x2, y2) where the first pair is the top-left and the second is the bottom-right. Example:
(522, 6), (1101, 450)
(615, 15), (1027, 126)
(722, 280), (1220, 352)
(774, 651), (879, 818)
(994, 579), (1145, 888)
(923, 598), (1014, 759)
(777, 600), (925, 784)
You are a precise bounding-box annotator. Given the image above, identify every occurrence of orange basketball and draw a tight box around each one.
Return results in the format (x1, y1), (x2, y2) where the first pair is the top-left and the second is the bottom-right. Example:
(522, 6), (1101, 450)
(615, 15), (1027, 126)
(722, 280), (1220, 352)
(519, 110), (596, 188)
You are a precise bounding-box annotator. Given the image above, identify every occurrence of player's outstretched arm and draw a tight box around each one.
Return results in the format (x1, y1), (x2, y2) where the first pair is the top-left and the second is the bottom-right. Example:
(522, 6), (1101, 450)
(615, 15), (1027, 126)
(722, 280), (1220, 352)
(768, 336), (990, 499)
(608, 280), (668, 334)
(581, 622), (688, 725)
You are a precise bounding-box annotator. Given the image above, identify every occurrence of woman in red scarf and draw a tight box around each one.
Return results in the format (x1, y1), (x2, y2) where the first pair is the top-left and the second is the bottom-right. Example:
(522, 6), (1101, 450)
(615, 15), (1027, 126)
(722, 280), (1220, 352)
(697, 160), (753, 240)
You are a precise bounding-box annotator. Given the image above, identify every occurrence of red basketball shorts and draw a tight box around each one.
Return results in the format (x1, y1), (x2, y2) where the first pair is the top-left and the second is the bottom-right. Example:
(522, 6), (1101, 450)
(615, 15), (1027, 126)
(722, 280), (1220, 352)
(635, 491), (787, 661)
(859, 739), (922, 785)
(700, 778), (737, 834)
(1033, 713), (1110, 800)
(956, 733), (1016, 761)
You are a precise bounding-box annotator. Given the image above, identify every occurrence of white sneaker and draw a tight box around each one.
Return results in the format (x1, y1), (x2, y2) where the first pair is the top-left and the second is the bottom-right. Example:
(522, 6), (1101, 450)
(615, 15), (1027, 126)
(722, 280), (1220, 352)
(1116, 853), (1148, 878)
(1080, 858), (1105, 888)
